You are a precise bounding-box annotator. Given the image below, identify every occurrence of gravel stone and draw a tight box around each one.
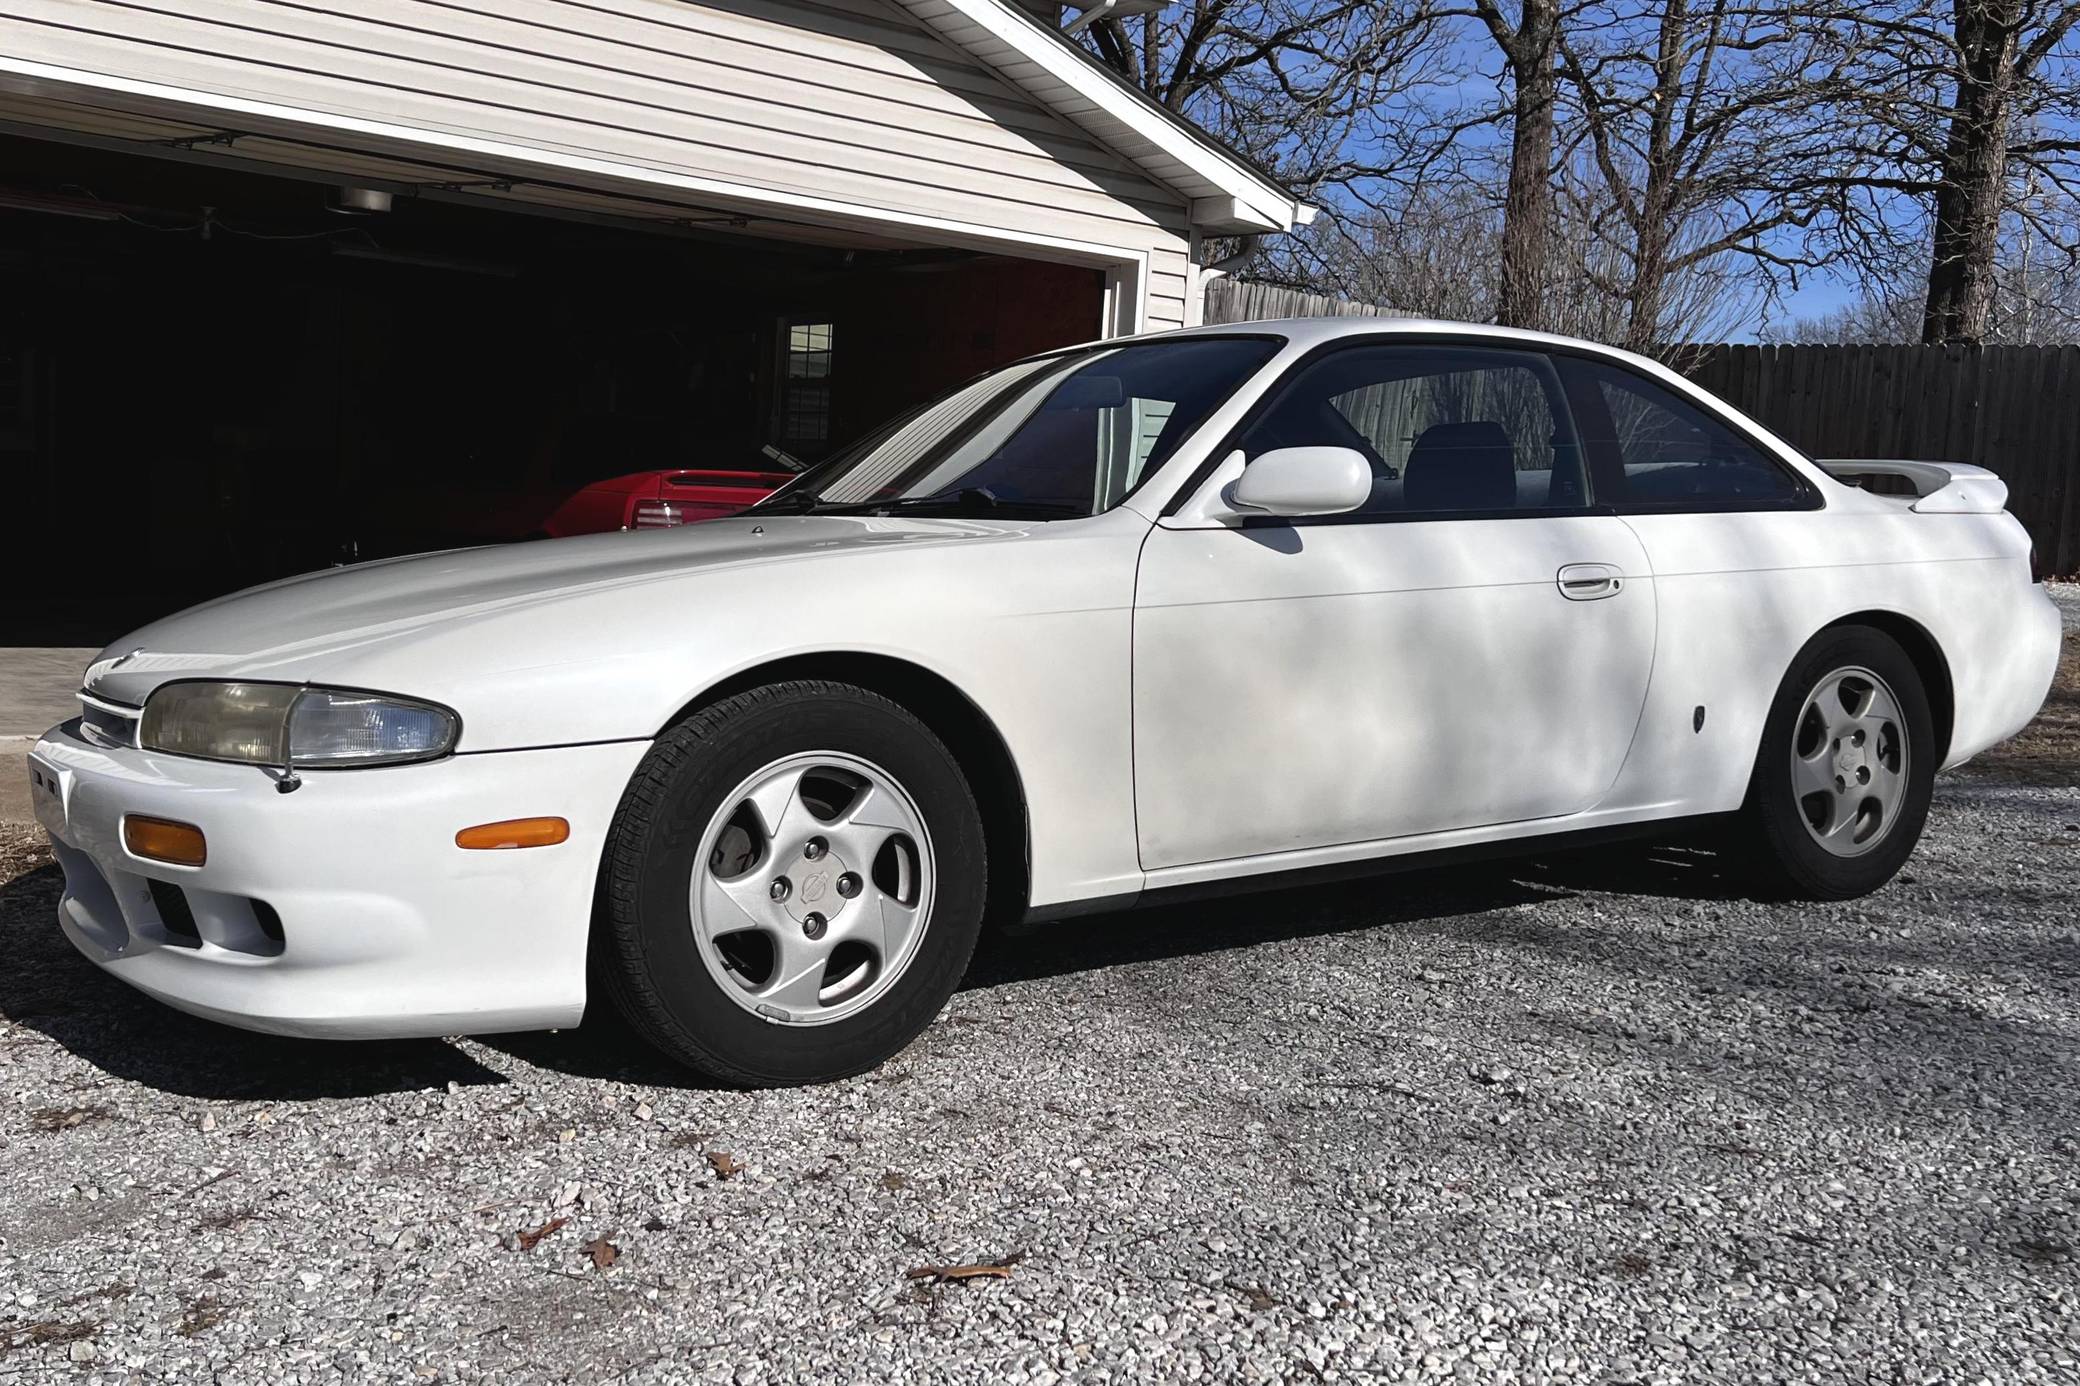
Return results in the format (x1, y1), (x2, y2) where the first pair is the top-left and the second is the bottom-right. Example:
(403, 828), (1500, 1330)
(0, 585), (2073, 1383)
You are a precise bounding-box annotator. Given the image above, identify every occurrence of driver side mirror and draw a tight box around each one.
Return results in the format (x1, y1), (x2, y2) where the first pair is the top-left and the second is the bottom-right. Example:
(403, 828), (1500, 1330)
(1228, 446), (1372, 517)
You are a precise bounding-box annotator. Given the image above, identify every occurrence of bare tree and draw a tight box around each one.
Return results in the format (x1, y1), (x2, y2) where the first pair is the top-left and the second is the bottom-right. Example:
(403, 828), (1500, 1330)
(1096, 0), (2080, 350)
(1774, 219), (2080, 340)
(1070, 1), (1452, 193)
(1301, 173), (1752, 343)
(1308, 0), (1576, 331)
(1270, 0), (1860, 345)
(1911, 1), (2080, 341)
(1456, 1), (1567, 329)
(1553, 0), (1901, 352)
(1300, 184), (1504, 320)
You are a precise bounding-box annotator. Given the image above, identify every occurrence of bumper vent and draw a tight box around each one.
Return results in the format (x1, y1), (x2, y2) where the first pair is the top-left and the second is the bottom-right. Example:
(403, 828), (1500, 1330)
(147, 877), (202, 948)
(143, 879), (285, 954)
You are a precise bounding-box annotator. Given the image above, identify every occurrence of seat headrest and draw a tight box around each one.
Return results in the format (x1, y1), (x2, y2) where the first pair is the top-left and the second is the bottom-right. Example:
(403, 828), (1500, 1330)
(1402, 420), (1517, 511)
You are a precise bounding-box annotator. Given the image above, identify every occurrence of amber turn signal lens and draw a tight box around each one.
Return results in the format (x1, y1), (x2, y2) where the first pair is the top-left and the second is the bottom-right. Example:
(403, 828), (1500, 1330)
(455, 817), (570, 850)
(123, 815), (208, 867)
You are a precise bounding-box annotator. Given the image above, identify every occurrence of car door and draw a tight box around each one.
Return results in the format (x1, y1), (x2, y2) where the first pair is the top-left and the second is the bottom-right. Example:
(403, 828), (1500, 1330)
(1132, 340), (1657, 871)
(1541, 351), (1825, 816)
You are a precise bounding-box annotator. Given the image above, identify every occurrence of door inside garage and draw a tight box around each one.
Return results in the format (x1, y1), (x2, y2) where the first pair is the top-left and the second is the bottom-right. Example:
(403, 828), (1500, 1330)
(0, 133), (1106, 642)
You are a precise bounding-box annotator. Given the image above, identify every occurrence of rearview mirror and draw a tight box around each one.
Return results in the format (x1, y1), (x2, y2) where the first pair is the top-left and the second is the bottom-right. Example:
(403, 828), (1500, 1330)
(1228, 447), (1371, 517)
(1049, 375), (1127, 410)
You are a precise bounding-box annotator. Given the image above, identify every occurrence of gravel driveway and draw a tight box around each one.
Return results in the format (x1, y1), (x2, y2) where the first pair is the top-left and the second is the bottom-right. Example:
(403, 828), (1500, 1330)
(3, 589), (2075, 1384)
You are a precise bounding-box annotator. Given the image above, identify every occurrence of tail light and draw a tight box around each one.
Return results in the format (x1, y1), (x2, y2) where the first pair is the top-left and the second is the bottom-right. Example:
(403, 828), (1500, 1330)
(630, 500), (684, 529)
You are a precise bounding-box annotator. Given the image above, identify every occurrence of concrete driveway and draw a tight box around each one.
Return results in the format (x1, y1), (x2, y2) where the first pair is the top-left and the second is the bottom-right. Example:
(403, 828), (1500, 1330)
(0, 648), (95, 823)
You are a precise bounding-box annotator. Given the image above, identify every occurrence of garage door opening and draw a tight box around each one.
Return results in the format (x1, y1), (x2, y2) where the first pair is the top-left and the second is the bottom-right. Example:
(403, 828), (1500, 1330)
(0, 133), (1105, 643)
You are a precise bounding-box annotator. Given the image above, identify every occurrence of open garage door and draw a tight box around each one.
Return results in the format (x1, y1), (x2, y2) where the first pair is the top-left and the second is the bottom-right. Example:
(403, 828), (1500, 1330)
(0, 131), (1105, 641)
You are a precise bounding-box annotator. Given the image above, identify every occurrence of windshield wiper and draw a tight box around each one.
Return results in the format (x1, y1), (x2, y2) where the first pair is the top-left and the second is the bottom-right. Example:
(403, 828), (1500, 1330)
(746, 488), (824, 515)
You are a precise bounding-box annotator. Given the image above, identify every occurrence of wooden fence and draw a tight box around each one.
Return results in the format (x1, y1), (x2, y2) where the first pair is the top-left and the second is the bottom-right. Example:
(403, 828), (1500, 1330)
(1203, 278), (1410, 324)
(1675, 344), (2080, 574)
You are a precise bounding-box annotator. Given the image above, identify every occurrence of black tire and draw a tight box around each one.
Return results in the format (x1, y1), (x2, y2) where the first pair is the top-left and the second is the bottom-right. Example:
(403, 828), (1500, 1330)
(1741, 625), (1936, 899)
(596, 680), (987, 1086)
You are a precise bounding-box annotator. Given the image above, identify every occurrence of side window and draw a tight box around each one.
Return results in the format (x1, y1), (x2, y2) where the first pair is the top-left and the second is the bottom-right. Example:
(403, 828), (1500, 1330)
(1234, 345), (1588, 515)
(1562, 358), (1808, 509)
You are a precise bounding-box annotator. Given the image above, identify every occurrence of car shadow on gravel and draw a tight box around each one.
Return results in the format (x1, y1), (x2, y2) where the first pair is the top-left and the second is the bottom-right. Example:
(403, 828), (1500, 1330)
(481, 834), (1761, 1087)
(0, 862), (509, 1100)
(475, 864), (1578, 1087)
(961, 834), (1752, 990)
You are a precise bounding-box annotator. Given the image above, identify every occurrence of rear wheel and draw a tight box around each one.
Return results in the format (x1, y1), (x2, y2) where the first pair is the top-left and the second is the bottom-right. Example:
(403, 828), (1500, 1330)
(1742, 626), (1935, 899)
(597, 681), (987, 1085)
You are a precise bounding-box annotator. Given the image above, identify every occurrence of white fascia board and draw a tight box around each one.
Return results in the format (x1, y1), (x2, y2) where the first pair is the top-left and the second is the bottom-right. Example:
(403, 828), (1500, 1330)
(0, 57), (1154, 276)
(903, 0), (1310, 233)
(1190, 194), (1311, 235)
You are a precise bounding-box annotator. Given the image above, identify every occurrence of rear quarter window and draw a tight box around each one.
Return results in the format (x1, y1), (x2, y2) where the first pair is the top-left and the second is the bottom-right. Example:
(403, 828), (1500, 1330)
(1560, 358), (1812, 511)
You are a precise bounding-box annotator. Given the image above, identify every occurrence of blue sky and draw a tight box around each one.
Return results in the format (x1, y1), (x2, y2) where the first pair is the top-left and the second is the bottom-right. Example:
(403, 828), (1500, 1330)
(1749, 279), (1861, 339)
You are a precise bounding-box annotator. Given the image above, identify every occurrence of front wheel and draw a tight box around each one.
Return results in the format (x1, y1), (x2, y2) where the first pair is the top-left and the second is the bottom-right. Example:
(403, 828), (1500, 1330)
(1742, 626), (1936, 899)
(597, 681), (987, 1086)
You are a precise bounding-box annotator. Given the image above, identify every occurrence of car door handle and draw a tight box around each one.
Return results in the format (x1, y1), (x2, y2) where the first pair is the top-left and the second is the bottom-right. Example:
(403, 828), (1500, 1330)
(1556, 563), (1624, 600)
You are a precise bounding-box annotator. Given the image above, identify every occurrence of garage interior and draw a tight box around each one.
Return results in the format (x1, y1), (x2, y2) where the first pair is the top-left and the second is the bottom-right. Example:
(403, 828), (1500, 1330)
(1, 127), (1105, 644)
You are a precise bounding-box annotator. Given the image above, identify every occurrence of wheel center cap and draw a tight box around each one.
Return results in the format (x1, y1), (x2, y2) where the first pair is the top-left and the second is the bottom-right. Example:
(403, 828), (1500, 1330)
(783, 848), (850, 923)
(1835, 742), (1865, 778)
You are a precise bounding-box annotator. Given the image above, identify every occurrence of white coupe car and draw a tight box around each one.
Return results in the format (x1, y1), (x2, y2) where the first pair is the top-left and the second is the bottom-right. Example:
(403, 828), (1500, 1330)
(29, 319), (2060, 1085)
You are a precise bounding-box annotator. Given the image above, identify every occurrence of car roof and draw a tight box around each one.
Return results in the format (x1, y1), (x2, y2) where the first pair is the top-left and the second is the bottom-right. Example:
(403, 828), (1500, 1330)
(1139, 315), (1642, 359)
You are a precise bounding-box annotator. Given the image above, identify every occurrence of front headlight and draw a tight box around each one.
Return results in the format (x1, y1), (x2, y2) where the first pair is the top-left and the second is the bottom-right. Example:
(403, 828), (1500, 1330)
(140, 682), (459, 768)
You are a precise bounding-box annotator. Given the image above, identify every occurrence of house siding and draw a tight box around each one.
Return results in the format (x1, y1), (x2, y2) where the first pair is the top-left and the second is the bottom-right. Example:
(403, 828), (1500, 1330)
(0, 0), (1197, 328)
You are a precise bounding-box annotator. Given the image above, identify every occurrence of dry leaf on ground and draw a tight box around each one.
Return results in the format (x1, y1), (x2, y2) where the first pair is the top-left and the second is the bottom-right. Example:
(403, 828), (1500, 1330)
(514, 1216), (568, 1252)
(904, 1250), (1024, 1283)
(30, 1105), (111, 1133)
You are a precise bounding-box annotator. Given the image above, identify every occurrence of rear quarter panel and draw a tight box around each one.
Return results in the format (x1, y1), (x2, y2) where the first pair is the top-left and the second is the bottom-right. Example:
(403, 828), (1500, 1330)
(1605, 494), (2056, 816)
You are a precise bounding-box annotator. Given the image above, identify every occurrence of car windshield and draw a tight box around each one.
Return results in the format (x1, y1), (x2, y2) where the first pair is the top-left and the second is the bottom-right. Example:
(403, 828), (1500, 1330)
(750, 336), (1280, 519)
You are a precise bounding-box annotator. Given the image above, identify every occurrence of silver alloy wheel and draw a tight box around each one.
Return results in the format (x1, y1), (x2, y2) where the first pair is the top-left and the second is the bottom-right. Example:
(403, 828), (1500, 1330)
(689, 751), (935, 1026)
(1790, 665), (1910, 858)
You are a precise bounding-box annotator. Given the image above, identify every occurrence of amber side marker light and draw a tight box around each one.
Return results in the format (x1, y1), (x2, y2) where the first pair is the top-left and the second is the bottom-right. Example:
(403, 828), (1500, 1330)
(124, 815), (208, 867)
(456, 817), (570, 850)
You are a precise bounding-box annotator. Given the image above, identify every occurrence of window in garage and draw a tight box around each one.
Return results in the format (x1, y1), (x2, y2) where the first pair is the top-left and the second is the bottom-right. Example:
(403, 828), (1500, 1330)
(775, 319), (837, 459)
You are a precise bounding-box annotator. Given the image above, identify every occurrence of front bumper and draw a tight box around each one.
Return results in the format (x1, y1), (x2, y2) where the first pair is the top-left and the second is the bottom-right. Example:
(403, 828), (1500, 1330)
(28, 721), (649, 1039)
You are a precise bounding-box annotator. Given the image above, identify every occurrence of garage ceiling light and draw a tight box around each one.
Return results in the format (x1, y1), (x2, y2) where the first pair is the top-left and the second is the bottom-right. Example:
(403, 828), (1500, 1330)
(328, 185), (394, 215)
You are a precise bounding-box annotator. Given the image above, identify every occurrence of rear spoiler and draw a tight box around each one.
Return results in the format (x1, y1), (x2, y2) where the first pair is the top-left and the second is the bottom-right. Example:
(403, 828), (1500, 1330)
(1817, 459), (2009, 514)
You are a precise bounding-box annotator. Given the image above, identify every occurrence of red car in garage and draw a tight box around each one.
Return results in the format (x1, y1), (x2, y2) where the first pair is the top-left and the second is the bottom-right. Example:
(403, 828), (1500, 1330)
(538, 466), (794, 536)
(383, 415), (796, 555)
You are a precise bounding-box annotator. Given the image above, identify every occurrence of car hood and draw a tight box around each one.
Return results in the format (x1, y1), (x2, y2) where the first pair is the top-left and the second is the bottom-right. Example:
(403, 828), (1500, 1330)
(82, 515), (1015, 706)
